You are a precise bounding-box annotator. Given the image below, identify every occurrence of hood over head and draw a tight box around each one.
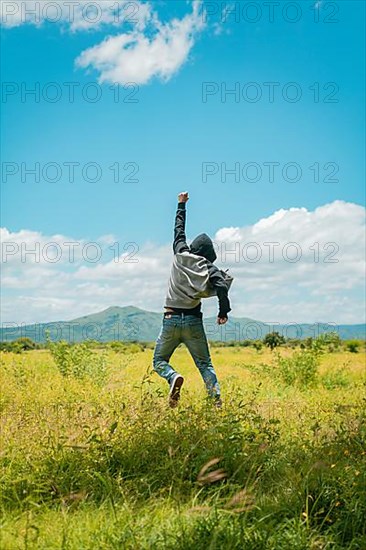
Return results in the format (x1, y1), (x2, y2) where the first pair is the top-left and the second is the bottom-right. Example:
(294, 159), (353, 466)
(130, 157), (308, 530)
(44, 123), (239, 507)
(190, 233), (217, 263)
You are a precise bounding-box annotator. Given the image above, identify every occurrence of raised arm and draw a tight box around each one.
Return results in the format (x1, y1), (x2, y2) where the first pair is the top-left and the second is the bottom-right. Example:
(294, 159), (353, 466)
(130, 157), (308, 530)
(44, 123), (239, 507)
(173, 192), (190, 254)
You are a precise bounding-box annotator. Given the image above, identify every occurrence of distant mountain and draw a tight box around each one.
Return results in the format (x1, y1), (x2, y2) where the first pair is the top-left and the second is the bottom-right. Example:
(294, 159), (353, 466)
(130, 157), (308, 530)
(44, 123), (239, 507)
(1, 306), (365, 343)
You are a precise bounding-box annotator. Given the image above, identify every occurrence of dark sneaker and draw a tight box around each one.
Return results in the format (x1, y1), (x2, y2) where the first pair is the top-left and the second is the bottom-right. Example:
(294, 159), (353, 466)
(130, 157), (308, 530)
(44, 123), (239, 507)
(169, 374), (184, 408)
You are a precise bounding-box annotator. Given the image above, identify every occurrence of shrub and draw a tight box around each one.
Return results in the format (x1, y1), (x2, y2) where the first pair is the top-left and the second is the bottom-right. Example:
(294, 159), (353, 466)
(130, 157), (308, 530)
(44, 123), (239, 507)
(275, 349), (319, 388)
(286, 338), (301, 349)
(128, 342), (145, 353)
(302, 333), (340, 355)
(209, 341), (227, 348)
(239, 339), (252, 347)
(48, 340), (107, 385)
(321, 366), (351, 389)
(252, 340), (263, 352)
(109, 341), (128, 353)
(345, 340), (361, 353)
(314, 332), (341, 353)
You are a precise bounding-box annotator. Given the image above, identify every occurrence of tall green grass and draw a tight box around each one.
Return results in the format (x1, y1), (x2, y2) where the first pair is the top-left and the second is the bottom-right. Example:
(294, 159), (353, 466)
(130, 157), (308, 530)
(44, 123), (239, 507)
(0, 346), (365, 549)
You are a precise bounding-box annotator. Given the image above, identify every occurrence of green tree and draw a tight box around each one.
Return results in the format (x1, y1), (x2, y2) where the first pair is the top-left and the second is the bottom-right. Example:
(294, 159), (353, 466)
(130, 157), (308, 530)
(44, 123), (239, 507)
(0, 338), (38, 353)
(263, 331), (285, 351)
(15, 337), (37, 350)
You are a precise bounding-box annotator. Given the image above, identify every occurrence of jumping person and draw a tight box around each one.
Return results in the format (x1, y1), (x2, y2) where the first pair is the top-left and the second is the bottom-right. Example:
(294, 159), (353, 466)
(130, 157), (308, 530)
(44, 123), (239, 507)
(153, 192), (233, 408)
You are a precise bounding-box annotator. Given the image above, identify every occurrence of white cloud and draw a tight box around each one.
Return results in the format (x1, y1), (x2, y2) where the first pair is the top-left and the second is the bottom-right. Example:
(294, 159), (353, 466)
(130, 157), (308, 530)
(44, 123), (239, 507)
(211, 2), (233, 36)
(1, 1), (206, 86)
(76, 1), (205, 85)
(1, 201), (365, 325)
(209, 201), (366, 323)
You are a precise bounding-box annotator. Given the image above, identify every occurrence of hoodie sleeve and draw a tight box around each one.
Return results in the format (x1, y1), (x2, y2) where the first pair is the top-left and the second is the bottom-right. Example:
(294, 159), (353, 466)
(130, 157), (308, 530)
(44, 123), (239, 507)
(207, 264), (232, 318)
(173, 202), (190, 254)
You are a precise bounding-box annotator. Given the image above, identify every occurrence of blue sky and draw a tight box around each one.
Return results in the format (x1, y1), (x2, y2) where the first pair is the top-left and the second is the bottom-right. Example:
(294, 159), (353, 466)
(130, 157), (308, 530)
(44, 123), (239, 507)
(1, 0), (365, 325)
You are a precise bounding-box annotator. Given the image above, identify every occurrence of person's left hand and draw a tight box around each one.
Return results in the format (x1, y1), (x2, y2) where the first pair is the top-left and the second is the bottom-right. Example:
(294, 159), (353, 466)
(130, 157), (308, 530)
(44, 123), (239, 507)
(217, 316), (228, 325)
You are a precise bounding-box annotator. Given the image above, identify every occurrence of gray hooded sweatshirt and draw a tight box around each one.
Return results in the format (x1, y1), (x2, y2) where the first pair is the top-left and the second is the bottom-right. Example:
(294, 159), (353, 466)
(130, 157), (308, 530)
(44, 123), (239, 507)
(165, 203), (232, 317)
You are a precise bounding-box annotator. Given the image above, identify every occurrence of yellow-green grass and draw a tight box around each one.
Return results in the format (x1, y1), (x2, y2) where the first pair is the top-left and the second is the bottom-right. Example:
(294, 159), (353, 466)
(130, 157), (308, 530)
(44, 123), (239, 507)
(0, 347), (365, 549)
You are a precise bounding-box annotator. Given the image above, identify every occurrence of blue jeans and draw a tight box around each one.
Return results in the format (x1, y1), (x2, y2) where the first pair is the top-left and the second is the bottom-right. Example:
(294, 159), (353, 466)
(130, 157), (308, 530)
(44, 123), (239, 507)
(153, 314), (220, 398)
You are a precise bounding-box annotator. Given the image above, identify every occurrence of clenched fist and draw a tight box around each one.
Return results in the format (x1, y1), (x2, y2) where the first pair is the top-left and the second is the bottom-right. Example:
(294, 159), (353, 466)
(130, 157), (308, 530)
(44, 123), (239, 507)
(217, 317), (228, 325)
(178, 192), (189, 203)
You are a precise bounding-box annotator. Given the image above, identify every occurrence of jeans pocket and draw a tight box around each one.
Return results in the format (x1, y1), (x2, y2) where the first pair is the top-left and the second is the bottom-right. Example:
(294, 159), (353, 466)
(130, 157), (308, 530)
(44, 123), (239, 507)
(162, 317), (179, 338)
(163, 316), (175, 326)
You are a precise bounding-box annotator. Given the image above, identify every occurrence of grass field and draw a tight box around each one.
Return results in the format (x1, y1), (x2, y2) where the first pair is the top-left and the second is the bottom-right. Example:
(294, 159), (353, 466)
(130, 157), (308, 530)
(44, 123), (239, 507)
(0, 344), (365, 549)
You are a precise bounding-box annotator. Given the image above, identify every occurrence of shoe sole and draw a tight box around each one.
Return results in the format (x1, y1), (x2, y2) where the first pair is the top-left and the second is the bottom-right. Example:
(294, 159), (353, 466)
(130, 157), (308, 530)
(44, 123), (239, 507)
(169, 375), (184, 408)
